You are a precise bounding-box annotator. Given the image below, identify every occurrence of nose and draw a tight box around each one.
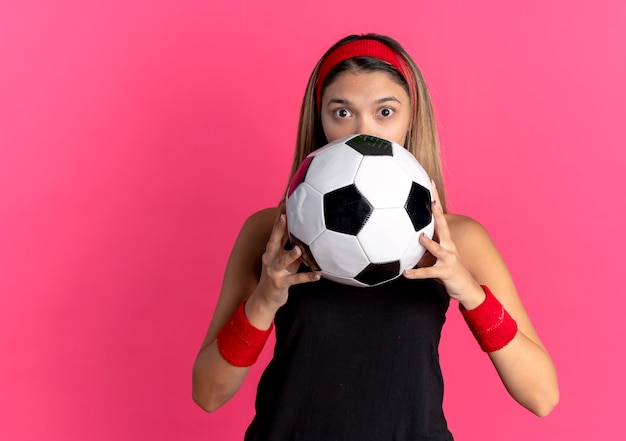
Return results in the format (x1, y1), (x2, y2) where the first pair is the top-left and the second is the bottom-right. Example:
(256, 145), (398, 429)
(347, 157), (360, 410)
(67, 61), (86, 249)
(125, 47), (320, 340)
(354, 117), (377, 137)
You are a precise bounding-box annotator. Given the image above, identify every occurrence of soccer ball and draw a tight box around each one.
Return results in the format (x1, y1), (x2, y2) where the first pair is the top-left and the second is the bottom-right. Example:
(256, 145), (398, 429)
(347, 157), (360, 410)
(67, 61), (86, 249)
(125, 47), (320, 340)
(286, 134), (434, 287)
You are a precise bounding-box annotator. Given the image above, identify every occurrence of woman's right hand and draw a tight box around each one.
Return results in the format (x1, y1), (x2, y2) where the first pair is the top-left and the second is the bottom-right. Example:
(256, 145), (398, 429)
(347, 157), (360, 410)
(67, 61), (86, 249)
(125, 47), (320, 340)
(195, 206), (316, 411)
(246, 210), (320, 324)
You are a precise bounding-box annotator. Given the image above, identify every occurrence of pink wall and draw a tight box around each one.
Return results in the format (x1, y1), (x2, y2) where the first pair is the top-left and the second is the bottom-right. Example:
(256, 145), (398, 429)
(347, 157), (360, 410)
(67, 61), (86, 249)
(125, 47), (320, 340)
(1, 1), (624, 439)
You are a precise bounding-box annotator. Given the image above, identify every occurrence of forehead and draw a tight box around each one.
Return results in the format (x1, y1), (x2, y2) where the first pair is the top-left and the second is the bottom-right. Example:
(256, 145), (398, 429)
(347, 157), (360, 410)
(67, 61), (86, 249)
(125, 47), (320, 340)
(322, 70), (409, 100)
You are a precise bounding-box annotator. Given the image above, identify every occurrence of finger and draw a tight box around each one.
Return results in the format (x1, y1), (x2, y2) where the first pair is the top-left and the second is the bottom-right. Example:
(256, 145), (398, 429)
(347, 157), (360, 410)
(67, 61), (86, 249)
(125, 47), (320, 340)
(420, 231), (446, 259)
(428, 182), (445, 240)
(287, 271), (321, 285)
(403, 265), (440, 280)
(430, 181), (447, 230)
(276, 244), (305, 269)
(430, 179), (440, 203)
(431, 198), (452, 246)
(266, 213), (288, 254)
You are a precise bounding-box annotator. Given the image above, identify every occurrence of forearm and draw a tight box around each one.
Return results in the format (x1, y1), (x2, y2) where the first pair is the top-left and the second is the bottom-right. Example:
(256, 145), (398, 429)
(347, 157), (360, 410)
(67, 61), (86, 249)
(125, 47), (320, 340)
(488, 331), (559, 417)
(192, 288), (280, 412)
(191, 207), (312, 412)
(457, 284), (559, 416)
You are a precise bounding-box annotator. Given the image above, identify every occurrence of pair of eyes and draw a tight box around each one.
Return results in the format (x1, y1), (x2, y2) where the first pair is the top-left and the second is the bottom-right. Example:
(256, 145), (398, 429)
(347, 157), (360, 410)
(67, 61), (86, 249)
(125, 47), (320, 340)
(332, 107), (395, 118)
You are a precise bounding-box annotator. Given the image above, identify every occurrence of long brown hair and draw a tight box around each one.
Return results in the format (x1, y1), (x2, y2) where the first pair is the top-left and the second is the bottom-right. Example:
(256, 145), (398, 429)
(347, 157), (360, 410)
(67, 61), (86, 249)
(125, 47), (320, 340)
(288, 33), (447, 211)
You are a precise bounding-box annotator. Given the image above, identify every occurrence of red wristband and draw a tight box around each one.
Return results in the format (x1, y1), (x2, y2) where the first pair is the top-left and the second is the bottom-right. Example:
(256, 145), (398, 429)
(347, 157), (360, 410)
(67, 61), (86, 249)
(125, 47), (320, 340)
(459, 285), (518, 352)
(217, 301), (273, 367)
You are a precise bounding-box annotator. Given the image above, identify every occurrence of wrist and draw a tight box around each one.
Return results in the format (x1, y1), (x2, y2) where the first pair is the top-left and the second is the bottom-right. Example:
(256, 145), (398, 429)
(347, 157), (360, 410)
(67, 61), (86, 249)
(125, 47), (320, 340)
(244, 292), (281, 330)
(459, 285), (518, 352)
(217, 301), (274, 367)
(458, 283), (487, 310)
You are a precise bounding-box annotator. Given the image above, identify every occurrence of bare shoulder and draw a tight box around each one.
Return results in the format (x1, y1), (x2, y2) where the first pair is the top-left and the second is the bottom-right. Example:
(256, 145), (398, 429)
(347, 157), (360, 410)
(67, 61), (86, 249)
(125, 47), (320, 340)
(445, 213), (544, 345)
(444, 213), (493, 250)
(241, 207), (280, 240)
(201, 206), (280, 343)
(233, 206), (280, 269)
(443, 212), (505, 280)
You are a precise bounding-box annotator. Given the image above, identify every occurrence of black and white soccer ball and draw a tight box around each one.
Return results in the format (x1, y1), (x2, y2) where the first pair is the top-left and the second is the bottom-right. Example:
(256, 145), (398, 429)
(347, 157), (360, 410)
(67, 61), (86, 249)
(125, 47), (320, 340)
(286, 134), (434, 287)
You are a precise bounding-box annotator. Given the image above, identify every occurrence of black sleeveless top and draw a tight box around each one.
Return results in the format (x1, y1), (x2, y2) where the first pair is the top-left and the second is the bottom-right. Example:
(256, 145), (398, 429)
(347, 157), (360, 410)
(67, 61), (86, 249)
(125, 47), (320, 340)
(245, 276), (454, 441)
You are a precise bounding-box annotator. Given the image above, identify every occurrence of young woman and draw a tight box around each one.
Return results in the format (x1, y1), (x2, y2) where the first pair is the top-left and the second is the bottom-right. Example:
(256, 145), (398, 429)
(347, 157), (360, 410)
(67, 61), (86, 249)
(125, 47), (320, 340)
(192, 34), (559, 440)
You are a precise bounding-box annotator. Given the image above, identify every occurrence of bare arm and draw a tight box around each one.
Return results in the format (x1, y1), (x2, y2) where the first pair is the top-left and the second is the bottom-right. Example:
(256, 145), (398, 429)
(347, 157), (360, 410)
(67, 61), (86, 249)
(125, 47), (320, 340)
(450, 215), (559, 416)
(404, 187), (559, 416)
(192, 207), (320, 412)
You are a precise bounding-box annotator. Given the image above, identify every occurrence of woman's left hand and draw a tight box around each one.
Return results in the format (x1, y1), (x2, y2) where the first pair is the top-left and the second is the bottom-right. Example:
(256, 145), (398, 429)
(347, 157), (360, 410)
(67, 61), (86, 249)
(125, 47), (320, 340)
(405, 184), (559, 415)
(403, 183), (485, 308)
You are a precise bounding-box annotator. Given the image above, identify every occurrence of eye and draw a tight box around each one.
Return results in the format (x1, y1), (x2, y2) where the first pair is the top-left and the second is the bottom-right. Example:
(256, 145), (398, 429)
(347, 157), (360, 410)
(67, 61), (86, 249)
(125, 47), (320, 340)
(333, 108), (352, 118)
(378, 107), (394, 118)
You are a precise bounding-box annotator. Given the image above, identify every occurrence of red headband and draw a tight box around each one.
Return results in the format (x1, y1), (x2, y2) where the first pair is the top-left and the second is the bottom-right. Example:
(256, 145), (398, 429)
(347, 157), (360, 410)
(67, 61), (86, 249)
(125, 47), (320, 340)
(315, 39), (416, 111)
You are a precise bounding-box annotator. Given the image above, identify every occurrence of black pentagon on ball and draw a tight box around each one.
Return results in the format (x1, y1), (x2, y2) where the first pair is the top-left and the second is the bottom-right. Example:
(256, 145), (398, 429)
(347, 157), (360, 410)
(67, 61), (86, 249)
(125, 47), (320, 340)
(323, 184), (373, 235)
(355, 261), (401, 286)
(288, 233), (321, 271)
(345, 134), (394, 156)
(405, 182), (433, 231)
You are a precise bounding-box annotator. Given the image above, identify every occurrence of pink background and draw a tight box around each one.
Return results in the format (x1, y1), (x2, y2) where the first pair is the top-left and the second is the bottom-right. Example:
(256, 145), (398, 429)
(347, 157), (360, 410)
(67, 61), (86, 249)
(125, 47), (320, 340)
(1, 1), (624, 440)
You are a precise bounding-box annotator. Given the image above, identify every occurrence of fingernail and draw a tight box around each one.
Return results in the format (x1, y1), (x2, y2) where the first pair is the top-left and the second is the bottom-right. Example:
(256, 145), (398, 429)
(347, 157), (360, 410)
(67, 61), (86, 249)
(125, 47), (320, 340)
(312, 273), (321, 280)
(431, 179), (437, 188)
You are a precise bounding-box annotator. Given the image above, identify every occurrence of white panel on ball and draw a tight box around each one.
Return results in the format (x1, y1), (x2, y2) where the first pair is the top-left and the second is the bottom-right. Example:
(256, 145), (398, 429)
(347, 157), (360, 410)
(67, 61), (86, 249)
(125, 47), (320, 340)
(399, 221), (435, 270)
(399, 231), (424, 270)
(310, 230), (369, 278)
(305, 144), (364, 195)
(321, 272), (368, 288)
(286, 183), (325, 244)
(355, 156), (412, 208)
(392, 145), (432, 185)
(358, 207), (417, 263)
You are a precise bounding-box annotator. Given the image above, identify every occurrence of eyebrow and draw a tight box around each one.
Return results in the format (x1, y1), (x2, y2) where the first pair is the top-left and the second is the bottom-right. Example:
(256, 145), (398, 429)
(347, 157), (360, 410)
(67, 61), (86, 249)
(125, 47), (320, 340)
(375, 96), (402, 105)
(326, 96), (403, 107)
